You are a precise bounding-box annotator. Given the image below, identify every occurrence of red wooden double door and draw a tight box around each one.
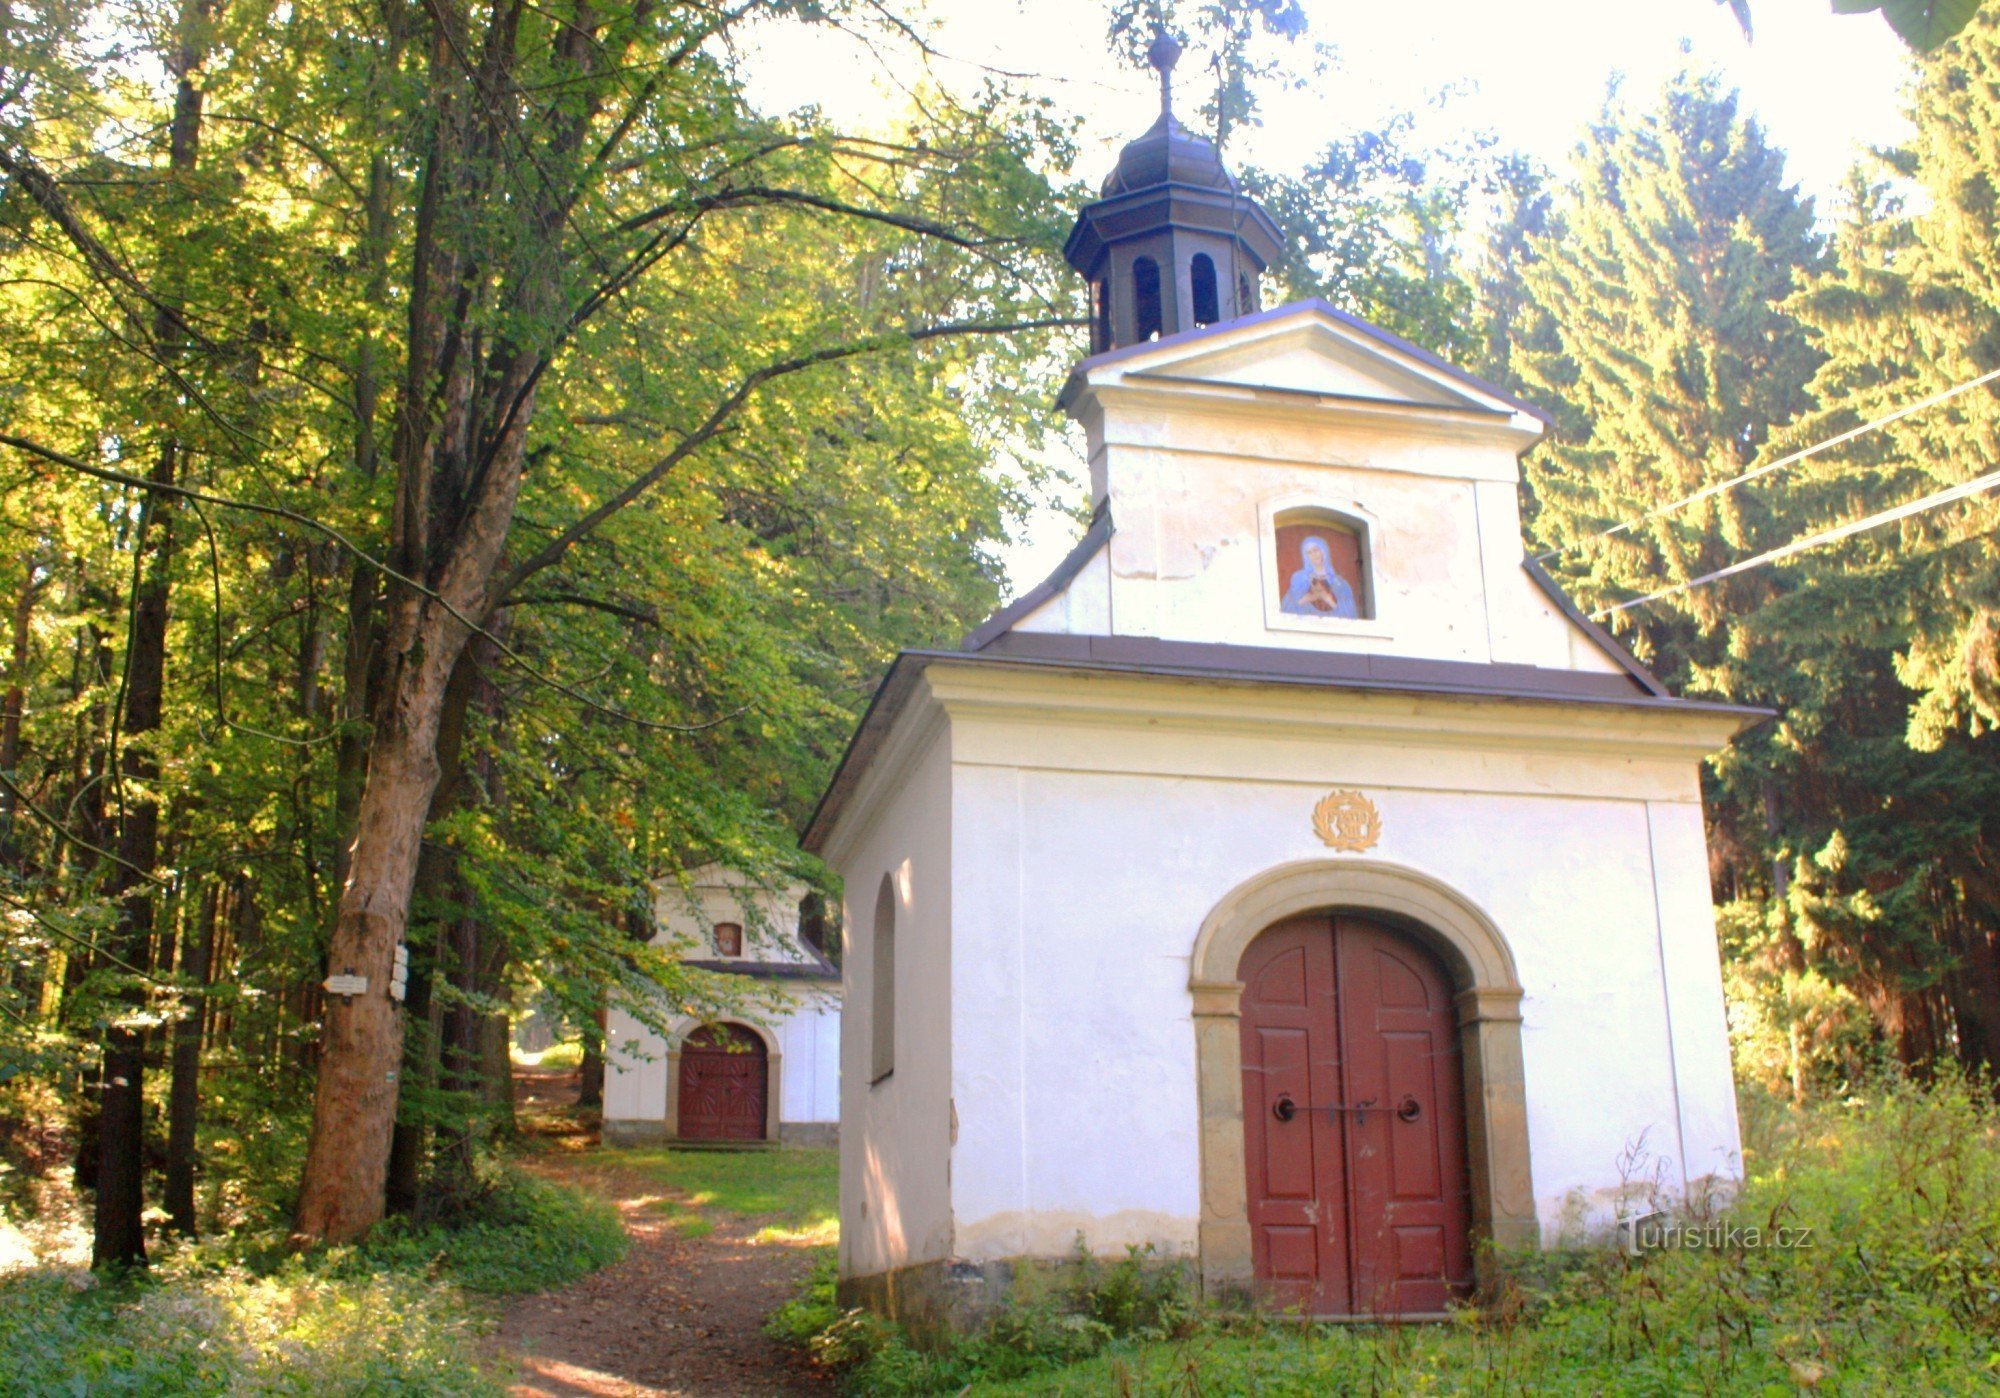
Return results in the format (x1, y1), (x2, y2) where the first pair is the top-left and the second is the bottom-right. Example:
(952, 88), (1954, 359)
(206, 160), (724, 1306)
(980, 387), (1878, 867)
(1239, 913), (1474, 1316)
(678, 1024), (768, 1141)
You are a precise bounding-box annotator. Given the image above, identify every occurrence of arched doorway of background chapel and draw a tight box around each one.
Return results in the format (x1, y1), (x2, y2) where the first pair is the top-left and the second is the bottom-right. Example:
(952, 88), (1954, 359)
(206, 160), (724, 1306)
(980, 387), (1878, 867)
(1238, 913), (1474, 1316)
(677, 1022), (769, 1142)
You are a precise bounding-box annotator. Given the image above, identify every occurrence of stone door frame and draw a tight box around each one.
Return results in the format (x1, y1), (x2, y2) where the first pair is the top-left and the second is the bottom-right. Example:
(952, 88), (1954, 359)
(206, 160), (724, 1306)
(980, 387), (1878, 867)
(664, 1016), (783, 1143)
(1190, 858), (1536, 1296)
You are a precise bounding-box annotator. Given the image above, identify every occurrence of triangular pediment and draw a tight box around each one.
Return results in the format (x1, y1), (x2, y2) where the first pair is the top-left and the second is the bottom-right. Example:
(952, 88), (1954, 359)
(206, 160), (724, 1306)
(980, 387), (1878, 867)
(1063, 300), (1549, 430)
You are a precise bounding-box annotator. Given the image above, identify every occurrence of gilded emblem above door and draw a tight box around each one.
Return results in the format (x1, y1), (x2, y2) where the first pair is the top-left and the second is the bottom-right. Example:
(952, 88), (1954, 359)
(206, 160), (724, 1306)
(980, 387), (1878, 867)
(1313, 790), (1382, 852)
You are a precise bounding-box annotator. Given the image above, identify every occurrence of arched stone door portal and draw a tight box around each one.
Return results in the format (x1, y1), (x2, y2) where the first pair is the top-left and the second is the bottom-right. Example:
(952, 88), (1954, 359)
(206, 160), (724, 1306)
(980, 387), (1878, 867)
(663, 1019), (784, 1143)
(678, 1024), (769, 1141)
(1190, 860), (1536, 1305)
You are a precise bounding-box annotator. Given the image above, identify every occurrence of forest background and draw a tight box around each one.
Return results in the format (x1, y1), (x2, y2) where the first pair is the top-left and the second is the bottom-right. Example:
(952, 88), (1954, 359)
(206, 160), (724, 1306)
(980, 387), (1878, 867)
(1, 0), (1997, 1274)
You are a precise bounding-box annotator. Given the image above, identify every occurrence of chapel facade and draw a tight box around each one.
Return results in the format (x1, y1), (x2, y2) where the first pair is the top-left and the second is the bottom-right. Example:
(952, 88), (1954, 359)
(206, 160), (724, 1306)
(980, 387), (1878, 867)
(807, 45), (1763, 1326)
(602, 866), (840, 1147)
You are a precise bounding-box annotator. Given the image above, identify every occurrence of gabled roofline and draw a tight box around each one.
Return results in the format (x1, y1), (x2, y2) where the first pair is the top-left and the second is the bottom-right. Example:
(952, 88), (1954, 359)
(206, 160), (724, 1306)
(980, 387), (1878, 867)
(683, 958), (838, 982)
(960, 503), (1114, 652)
(1055, 297), (1557, 426)
(799, 635), (1772, 853)
(1521, 556), (1671, 698)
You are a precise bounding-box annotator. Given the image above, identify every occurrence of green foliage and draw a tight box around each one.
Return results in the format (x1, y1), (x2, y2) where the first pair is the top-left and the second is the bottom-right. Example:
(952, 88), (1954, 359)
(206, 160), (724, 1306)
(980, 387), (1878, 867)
(781, 1076), (2000, 1395)
(1515, 66), (1826, 645)
(0, 0), (1089, 1239)
(1501, 54), (2000, 1083)
(351, 1167), (627, 1295)
(1833, 0), (1987, 50)
(764, 1249), (843, 1349)
(0, 1266), (499, 1395)
(1721, 0), (1988, 51)
(1249, 113), (1494, 365)
(775, 1241), (1198, 1395)
(518, 1040), (584, 1070)
(1693, 13), (2000, 1075)
(0, 1162), (622, 1389)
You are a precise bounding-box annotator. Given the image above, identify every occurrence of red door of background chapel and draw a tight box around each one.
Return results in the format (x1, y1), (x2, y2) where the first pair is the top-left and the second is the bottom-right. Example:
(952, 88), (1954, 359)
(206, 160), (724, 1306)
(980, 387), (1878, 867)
(1238, 913), (1473, 1315)
(677, 1023), (768, 1142)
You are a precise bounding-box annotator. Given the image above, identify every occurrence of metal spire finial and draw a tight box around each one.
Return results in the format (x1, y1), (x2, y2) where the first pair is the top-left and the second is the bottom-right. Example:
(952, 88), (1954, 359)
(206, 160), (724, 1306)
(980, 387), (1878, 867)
(1147, 32), (1183, 122)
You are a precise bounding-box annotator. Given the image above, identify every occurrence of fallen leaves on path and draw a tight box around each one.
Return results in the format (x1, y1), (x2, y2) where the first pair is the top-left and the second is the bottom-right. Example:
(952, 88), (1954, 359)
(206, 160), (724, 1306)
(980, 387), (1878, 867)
(490, 1071), (834, 1398)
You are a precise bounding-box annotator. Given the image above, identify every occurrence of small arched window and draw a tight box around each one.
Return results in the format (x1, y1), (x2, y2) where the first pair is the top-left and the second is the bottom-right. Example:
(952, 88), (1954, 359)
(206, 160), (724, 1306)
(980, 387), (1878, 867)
(1190, 253), (1220, 326)
(1092, 279), (1112, 353)
(713, 921), (742, 957)
(1238, 271), (1258, 317)
(1272, 507), (1372, 621)
(870, 873), (896, 1085)
(1132, 257), (1163, 342)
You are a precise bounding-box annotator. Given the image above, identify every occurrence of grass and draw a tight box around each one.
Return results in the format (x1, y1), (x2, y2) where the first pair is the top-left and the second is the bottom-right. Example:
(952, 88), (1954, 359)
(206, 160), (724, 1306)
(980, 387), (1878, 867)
(777, 1071), (2000, 1396)
(0, 1165), (628, 1394)
(600, 1143), (839, 1244)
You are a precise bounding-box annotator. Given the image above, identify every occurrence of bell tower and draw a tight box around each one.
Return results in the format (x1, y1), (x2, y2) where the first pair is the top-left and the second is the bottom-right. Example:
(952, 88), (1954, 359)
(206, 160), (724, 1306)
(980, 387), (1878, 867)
(1065, 35), (1285, 354)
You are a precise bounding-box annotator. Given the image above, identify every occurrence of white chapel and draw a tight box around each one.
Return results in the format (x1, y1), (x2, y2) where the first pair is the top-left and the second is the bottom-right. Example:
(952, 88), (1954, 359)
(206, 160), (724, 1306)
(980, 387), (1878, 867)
(805, 43), (1764, 1325)
(602, 866), (840, 1147)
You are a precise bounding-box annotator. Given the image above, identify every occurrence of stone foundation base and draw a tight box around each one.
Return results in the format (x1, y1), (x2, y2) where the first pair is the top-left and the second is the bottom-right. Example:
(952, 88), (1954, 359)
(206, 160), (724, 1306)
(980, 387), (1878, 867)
(837, 1258), (1023, 1346)
(601, 1118), (837, 1149)
(838, 1251), (1196, 1346)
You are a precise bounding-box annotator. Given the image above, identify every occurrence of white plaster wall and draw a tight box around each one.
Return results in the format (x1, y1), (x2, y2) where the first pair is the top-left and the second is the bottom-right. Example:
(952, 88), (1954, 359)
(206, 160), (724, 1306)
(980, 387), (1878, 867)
(832, 725), (957, 1280)
(1012, 305), (1621, 676)
(779, 993), (841, 1124)
(938, 675), (1742, 1259)
(653, 868), (816, 965)
(603, 981), (840, 1127)
(1086, 411), (1595, 672)
(1013, 546), (1112, 636)
(604, 1004), (668, 1125)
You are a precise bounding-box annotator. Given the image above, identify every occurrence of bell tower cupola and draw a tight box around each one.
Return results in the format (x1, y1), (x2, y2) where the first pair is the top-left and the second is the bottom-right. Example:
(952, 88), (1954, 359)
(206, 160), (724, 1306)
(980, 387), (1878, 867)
(1065, 34), (1285, 354)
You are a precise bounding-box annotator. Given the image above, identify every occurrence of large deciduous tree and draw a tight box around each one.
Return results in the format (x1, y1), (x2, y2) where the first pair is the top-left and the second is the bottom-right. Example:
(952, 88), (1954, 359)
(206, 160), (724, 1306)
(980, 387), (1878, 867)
(2, 0), (1082, 1251)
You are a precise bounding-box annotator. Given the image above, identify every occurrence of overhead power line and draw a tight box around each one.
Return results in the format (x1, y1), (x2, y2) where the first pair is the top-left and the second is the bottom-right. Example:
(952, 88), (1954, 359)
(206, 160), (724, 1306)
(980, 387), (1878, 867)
(1547, 364), (2000, 558)
(1594, 465), (2000, 619)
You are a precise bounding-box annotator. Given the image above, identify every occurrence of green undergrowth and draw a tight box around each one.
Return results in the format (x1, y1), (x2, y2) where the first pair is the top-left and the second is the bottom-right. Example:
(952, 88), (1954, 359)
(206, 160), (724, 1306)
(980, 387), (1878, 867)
(0, 1262), (496, 1395)
(770, 1242), (1200, 1394)
(0, 1166), (625, 1394)
(351, 1166), (627, 1294)
(776, 1073), (2000, 1395)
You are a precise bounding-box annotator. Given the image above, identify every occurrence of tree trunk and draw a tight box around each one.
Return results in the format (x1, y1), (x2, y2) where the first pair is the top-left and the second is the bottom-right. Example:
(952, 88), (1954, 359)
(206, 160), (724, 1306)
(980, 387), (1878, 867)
(0, 556), (42, 868)
(577, 998), (605, 1110)
(479, 939), (515, 1136)
(291, 643), (460, 1242)
(385, 647), (481, 1215)
(92, 445), (174, 1270)
(164, 883), (216, 1235)
(91, 0), (211, 1271)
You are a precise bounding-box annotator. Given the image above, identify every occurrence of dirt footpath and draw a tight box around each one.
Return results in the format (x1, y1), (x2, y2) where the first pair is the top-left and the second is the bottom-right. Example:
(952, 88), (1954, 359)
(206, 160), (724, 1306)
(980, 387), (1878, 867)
(491, 1069), (833, 1397)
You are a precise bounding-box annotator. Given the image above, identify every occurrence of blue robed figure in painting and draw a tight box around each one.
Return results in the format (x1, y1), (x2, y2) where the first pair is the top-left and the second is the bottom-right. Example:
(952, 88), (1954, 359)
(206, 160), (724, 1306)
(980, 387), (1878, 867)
(1281, 535), (1360, 618)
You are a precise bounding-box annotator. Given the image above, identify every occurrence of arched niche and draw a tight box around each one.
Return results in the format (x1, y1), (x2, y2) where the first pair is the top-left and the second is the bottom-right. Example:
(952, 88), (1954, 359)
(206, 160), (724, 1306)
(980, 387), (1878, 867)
(1187, 859), (1536, 1296)
(1269, 504), (1375, 623)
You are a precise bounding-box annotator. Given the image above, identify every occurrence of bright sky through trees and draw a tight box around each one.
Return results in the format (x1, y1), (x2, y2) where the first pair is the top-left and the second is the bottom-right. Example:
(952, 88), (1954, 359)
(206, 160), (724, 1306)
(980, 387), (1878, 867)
(740, 0), (1917, 597)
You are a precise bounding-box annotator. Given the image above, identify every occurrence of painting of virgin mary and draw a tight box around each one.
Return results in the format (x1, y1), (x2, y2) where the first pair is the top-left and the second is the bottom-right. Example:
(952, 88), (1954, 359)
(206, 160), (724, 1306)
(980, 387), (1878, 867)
(1280, 532), (1361, 618)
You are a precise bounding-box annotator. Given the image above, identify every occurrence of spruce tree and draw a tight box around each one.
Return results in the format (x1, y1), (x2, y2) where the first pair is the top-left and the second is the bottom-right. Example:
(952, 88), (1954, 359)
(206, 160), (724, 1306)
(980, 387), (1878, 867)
(1743, 12), (2000, 1073)
(1513, 69), (1825, 653)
